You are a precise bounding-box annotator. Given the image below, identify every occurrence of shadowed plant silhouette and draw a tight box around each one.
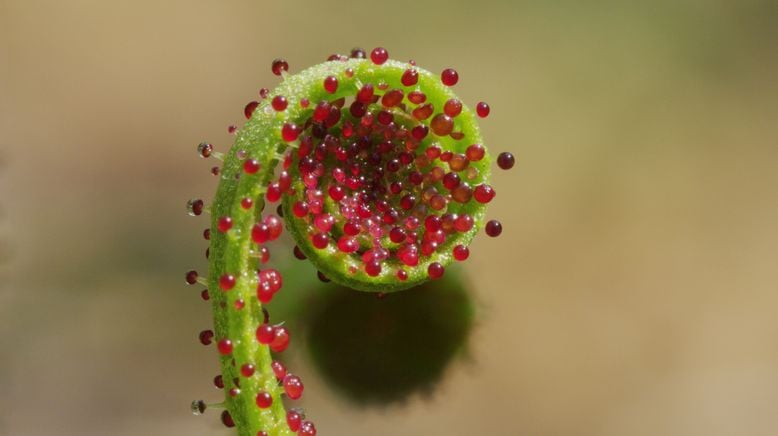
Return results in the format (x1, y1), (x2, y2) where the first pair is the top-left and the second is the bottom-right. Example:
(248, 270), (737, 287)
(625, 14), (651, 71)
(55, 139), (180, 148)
(304, 273), (474, 404)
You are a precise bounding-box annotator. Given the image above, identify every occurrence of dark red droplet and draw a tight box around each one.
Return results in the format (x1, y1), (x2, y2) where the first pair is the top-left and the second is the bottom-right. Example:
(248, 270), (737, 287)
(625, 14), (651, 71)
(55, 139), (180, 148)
(412, 103), (434, 121)
(241, 363), (255, 377)
(185, 270), (199, 285)
(444, 98), (462, 117)
(411, 125), (429, 140)
(350, 101), (367, 118)
(428, 262), (445, 279)
(218, 216), (233, 232)
(328, 185), (345, 201)
(271, 58), (289, 76)
(408, 91), (426, 104)
(323, 75), (338, 94)
(365, 260), (381, 276)
(485, 219), (503, 237)
(381, 89), (404, 107)
(199, 329), (214, 345)
(266, 183), (282, 202)
(497, 152), (515, 169)
(244, 101), (259, 119)
(264, 215), (283, 240)
(252, 223), (271, 244)
(313, 213), (335, 233)
(453, 245), (470, 261)
(299, 421), (317, 436)
(270, 326), (290, 352)
(264, 362), (284, 384)
(281, 123), (301, 142)
(350, 47), (366, 59)
(257, 284), (273, 304)
(401, 69), (419, 86)
(217, 339), (233, 355)
(272, 95), (288, 111)
(221, 410), (235, 428)
(258, 269), (283, 294)
(425, 215), (442, 232)
(191, 399), (206, 415)
(389, 227), (407, 243)
(452, 183), (473, 203)
(292, 201), (309, 217)
(466, 144), (485, 162)
(287, 410), (302, 432)
(255, 391), (273, 408)
(370, 47), (389, 65)
(378, 110), (394, 126)
(312, 101), (331, 122)
(443, 172), (461, 190)
(455, 214), (474, 232)
(356, 84), (374, 103)
(476, 101), (490, 118)
(219, 274), (236, 291)
(243, 159), (260, 174)
(430, 114), (454, 136)
(337, 236), (358, 253)
(187, 199), (204, 216)
(473, 184), (496, 203)
(198, 142), (213, 158)
(441, 68), (459, 86)
(256, 323), (274, 344)
(309, 228), (329, 247)
(283, 374), (304, 399)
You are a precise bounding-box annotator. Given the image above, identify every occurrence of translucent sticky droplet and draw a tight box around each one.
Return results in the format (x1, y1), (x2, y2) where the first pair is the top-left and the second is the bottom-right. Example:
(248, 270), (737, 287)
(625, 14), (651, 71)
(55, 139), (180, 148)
(186, 199), (204, 216)
(190, 400), (206, 416)
(197, 142), (213, 158)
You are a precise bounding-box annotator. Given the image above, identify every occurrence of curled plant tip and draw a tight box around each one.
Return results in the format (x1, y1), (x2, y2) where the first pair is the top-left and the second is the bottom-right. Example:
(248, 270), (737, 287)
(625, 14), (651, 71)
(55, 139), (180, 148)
(186, 47), (513, 435)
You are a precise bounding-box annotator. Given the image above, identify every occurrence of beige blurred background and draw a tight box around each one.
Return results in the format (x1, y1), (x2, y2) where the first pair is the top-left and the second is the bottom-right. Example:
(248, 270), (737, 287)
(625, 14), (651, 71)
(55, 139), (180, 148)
(2, 0), (778, 435)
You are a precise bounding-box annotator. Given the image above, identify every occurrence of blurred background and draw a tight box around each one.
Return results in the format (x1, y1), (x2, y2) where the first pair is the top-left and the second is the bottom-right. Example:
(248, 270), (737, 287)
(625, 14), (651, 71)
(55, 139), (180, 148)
(1, 0), (777, 435)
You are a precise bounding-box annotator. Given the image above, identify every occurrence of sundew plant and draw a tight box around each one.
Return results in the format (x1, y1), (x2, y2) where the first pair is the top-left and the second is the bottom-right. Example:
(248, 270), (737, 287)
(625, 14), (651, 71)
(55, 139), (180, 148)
(186, 47), (515, 436)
